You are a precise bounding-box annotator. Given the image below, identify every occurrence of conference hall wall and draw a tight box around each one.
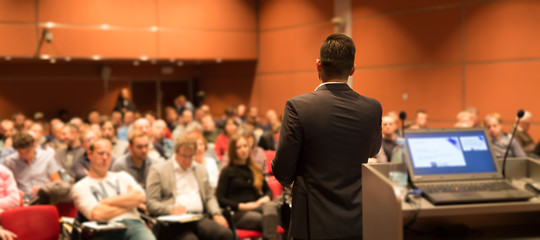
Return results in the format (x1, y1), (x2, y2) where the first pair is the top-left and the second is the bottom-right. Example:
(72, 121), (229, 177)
(0, 0), (257, 119)
(351, 0), (540, 137)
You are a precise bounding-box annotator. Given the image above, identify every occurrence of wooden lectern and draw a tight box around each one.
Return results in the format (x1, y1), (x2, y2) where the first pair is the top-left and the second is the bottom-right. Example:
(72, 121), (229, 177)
(362, 158), (540, 239)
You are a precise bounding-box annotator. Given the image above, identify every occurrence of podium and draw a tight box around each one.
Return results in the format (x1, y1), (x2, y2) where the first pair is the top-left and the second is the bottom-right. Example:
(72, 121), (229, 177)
(362, 158), (540, 239)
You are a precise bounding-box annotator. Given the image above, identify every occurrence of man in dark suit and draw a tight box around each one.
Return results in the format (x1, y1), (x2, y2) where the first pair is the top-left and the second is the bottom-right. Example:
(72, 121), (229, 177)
(272, 33), (382, 240)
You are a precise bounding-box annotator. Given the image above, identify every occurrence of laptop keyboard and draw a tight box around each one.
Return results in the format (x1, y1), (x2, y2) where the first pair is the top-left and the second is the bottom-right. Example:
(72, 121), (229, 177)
(421, 181), (516, 193)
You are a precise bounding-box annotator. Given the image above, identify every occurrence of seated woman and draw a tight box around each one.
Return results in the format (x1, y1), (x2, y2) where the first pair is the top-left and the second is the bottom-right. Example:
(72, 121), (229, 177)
(216, 135), (279, 240)
(214, 118), (238, 162)
(193, 133), (220, 190)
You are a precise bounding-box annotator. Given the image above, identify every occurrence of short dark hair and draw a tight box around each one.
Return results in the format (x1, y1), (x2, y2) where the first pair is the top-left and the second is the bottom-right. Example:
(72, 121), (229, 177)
(319, 33), (355, 79)
(12, 132), (34, 149)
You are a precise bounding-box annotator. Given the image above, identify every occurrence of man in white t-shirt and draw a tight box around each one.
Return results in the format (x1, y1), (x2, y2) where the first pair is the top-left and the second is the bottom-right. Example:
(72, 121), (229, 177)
(72, 138), (155, 240)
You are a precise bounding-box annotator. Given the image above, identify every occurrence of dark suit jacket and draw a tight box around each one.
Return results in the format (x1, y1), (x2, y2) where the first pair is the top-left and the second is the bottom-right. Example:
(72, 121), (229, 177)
(272, 83), (382, 239)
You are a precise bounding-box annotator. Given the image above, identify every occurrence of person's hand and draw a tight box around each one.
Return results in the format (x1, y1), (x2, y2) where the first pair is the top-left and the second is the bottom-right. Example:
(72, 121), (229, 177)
(0, 228), (17, 240)
(238, 201), (260, 211)
(137, 203), (147, 212)
(257, 196), (270, 204)
(172, 205), (187, 215)
(213, 215), (229, 228)
(30, 186), (40, 195)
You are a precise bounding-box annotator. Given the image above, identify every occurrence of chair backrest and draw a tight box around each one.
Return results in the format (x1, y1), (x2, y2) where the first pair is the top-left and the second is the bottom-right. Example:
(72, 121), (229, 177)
(56, 201), (78, 218)
(1, 205), (60, 240)
(266, 176), (283, 199)
(264, 150), (276, 175)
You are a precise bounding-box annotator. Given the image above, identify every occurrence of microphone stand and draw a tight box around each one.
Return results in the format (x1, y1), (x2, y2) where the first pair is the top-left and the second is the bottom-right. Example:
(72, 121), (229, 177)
(502, 109), (525, 179)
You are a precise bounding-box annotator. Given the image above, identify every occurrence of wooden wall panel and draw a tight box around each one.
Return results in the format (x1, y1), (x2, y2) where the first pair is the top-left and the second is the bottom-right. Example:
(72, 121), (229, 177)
(0, 0), (35, 22)
(258, 25), (333, 73)
(40, 28), (157, 58)
(259, 0), (333, 30)
(38, 0), (156, 26)
(355, 66), (462, 123)
(353, 6), (461, 67)
(0, 25), (37, 57)
(158, 0), (256, 30)
(465, 0), (540, 61)
(159, 31), (257, 60)
(352, 0), (458, 17)
(466, 61), (540, 122)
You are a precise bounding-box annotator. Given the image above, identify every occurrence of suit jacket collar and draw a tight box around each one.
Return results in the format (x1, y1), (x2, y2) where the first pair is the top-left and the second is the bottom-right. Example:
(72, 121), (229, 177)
(315, 82), (351, 92)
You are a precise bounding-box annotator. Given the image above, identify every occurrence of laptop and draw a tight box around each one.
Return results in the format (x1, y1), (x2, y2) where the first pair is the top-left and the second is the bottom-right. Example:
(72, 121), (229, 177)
(403, 127), (534, 205)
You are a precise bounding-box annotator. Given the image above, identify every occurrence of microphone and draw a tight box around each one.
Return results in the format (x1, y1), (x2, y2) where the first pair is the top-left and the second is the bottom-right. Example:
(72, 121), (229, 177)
(502, 109), (525, 178)
(399, 110), (407, 137)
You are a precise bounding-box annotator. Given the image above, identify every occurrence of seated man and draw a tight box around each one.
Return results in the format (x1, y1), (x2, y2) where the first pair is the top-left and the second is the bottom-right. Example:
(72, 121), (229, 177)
(514, 111), (537, 158)
(111, 130), (157, 189)
(101, 120), (129, 161)
(55, 124), (84, 179)
(3, 132), (60, 196)
(485, 114), (526, 158)
(72, 129), (97, 182)
(146, 134), (232, 240)
(72, 138), (155, 240)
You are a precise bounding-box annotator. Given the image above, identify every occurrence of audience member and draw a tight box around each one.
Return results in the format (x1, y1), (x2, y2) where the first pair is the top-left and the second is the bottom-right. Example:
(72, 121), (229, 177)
(72, 129), (97, 182)
(28, 122), (55, 155)
(101, 120), (129, 160)
(201, 114), (220, 144)
(117, 110), (135, 141)
(87, 110), (100, 125)
(172, 110), (202, 141)
(0, 165), (20, 213)
(111, 111), (123, 129)
(484, 114), (526, 158)
(145, 134), (231, 240)
(0, 120), (14, 151)
(55, 124), (84, 179)
(111, 130), (157, 188)
(164, 106), (178, 133)
(216, 134), (279, 240)
(258, 122), (280, 151)
(214, 118), (238, 162)
(174, 95), (194, 115)
(374, 116), (400, 163)
(455, 111), (474, 128)
(3, 132), (60, 195)
(71, 138), (155, 240)
(409, 109), (428, 129)
(223, 126), (267, 173)
(466, 107), (481, 127)
(115, 88), (137, 113)
(514, 111), (537, 158)
(133, 118), (164, 162)
(151, 120), (174, 160)
(11, 112), (25, 132)
(193, 134), (219, 190)
(46, 119), (66, 151)
(236, 104), (247, 123)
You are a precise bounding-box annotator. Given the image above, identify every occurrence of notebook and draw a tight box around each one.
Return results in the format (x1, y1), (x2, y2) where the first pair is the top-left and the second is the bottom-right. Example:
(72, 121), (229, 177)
(403, 127), (534, 205)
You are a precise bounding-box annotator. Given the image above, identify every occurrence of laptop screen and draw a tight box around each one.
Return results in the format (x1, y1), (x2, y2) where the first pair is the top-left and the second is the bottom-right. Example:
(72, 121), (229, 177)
(404, 128), (499, 179)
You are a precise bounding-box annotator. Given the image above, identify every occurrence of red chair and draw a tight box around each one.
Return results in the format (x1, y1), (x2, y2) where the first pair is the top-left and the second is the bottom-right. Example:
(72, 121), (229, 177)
(267, 176), (283, 200)
(264, 150), (276, 175)
(56, 201), (78, 218)
(1, 205), (60, 240)
(236, 226), (286, 239)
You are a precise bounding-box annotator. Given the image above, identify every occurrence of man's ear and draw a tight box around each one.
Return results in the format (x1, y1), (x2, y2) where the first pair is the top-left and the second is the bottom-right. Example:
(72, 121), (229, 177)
(349, 65), (356, 76)
(316, 59), (322, 73)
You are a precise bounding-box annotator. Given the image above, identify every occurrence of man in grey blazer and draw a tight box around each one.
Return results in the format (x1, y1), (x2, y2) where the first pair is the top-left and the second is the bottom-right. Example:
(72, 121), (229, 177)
(146, 134), (232, 240)
(272, 33), (382, 240)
